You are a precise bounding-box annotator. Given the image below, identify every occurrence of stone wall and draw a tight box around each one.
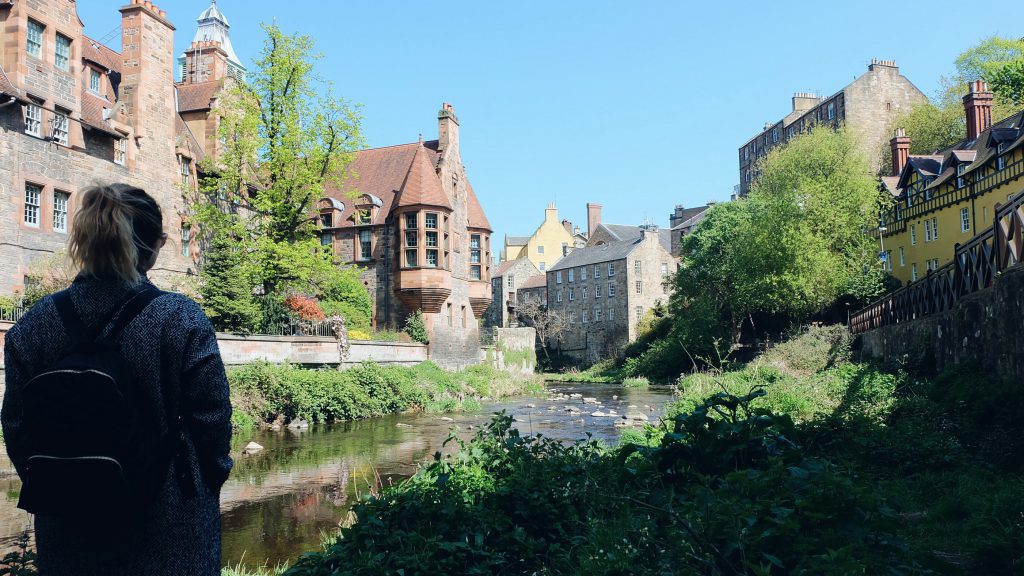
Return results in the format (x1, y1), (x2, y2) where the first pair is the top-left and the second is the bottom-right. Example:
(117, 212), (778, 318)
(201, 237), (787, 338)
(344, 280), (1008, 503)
(859, 265), (1024, 380)
(481, 327), (536, 376)
(216, 334), (428, 367)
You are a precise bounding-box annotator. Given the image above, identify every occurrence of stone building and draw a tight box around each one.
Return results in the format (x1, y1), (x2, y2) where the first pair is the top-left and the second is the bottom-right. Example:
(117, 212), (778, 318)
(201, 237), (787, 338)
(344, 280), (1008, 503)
(545, 227), (674, 364)
(500, 203), (581, 271)
(515, 274), (547, 309)
(737, 59), (927, 196)
(485, 257), (540, 328)
(878, 81), (1024, 285)
(668, 203), (710, 256)
(0, 0), (232, 294)
(318, 104), (493, 368)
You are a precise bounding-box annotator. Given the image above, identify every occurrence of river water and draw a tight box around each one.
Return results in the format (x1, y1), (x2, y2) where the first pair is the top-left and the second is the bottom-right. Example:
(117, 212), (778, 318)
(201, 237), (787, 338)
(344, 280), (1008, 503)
(0, 382), (675, 570)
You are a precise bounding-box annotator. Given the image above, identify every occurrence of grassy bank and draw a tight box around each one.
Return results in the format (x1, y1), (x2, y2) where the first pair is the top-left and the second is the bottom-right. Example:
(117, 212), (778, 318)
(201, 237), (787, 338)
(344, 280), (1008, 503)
(228, 361), (544, 429)
(279, 326), (1024, 575)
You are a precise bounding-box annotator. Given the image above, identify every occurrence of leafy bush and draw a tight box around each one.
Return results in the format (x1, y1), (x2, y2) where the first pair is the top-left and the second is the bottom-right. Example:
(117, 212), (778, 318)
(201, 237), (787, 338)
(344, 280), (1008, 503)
(403, 310), (429, 344)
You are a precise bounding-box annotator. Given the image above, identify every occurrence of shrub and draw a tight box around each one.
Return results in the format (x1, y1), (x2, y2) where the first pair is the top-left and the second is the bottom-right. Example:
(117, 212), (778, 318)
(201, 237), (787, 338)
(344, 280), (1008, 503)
(284, 294), (325, 321)
(403, 310), (429, 344)
(621, 376), (649, 389)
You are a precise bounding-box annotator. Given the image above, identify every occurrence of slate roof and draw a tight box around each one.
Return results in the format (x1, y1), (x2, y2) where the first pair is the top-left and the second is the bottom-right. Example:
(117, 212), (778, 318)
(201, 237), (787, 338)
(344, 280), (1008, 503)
(505, 235), (530, 245)
(548, 238), (641, 272)
(592, 223), (672, 252)
(671, 209), (708, 231)
(395, 145), (452, 210)
(466, 180), (492, 230)
(80, 91), (121, 135)
(177, 81), (221, 113)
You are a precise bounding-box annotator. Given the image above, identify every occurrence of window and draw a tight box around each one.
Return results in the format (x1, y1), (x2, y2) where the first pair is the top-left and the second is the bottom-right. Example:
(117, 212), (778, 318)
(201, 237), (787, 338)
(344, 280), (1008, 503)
(568, 288), (575, 301)
(52, 110), (69, 146)
(910, 224), (916, 245)
(405, 249), (417, 267)
(636, 306), (643, 320)
(180, 156), (191, 187)
(470, 264), (482, 280)
(582, 310), (588, 324)
(595, 306), (602, 322)
(359, 230), (372, 260)
(608, 306), (616, 321)
(661, 263), (669, 277)
(181, 224), (192, 256)
(568, 269), (575, 282)
(539, 262), (545, 271)
(634, 260), (641, 274)
(24, 183), (41, 226)
(507, 275), (514, 289)
(537, 245), (544, 254)
(608, 263), (615, 276)
(470, 234), (482, 280)
(635, 281), (643, 295)
(358, 209), (371, 224)
(580, 266), (587, 281)
(53, 191), (69, 233)
(405, 231), (418, 247)
(447, 303), (453, 327)
(772, 127), (779, 143)
(556, 290), (563, 303)
(608, 283), (616, 297)
(961, 208), (970, 232)
(426, 231), (438, 248)
(90, 69), (102, 93)
(562, 242), (569, 256)
(581, 286), (587, 300)
(956, 163), (966, 189)
(911, 263), (918, 281)
(899, 246), (905, 267)
(556, 271), (563, 284)
(884, 250), (892, 272)
(321, 212), (334, 228)
(20, 103), (38, 137)
(426, 249), (438, 268)
(425, 212), (438, 229)
(114, 138), (126, 165)
(595, 283), (601, 298)
(55, 34), (71, 71)
(931, 217), (938, 241)
(569, 311), (576, 324)
(320, 232), (332, 247)
(27, 20), (43, 58)
(594, 265), (601, 279)
(827, 102), (835, 119)
(924, 219), (932, 242)
(998, 155), (1007, 170)
(461, 306), (467, 328)
(405, 213), (417, 229)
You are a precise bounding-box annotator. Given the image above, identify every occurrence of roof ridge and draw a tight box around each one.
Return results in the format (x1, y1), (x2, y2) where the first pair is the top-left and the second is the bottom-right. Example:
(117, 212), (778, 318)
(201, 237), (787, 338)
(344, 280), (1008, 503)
(82, 35), (121, 56)
(359, 140), (439, 154)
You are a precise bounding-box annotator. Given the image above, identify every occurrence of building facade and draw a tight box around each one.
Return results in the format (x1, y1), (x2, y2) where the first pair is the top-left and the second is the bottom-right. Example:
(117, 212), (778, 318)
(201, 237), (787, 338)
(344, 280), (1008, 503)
(668, 203), (710, 256)
(737, 59), (927, 195)
(0, 0), (233, 295)
(500, 203), (578, 271)
(878, 81), (1024, 285)
(319, 104), (493, 368)
(515, 274), (547, 309)
(485, 257), (540, 328)
(545, 228), (674, 365)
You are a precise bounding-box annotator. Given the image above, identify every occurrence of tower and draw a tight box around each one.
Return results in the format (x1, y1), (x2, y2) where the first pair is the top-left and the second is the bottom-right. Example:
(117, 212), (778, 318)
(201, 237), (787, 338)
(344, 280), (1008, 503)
(178, 0), (247, 84)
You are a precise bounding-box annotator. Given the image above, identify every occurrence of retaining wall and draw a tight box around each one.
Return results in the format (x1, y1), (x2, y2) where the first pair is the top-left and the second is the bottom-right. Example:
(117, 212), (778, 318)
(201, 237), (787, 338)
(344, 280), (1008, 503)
(481, 327), (537, 376)
(216, 334), (428, 367)
(859, 265), (1024, 380)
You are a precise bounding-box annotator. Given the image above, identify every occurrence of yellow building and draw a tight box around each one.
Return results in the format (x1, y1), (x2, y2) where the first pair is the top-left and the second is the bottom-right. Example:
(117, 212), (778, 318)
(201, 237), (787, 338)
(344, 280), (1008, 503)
(500, 203), (578, 272)
(879, 81), (1024, 285)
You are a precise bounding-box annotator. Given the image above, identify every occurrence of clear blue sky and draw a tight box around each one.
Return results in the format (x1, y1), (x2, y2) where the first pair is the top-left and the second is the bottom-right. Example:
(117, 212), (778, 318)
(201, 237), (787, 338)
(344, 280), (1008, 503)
(78, 1), (1020, 244)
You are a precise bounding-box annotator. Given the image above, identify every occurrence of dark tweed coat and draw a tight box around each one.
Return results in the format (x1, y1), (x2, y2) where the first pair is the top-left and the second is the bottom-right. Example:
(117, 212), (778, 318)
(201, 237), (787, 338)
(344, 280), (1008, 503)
(2, 276), (234, 575)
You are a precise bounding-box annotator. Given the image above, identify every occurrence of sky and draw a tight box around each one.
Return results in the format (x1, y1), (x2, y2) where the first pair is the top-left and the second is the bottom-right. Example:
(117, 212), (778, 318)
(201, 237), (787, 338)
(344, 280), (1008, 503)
(77, 1), (1021, 245)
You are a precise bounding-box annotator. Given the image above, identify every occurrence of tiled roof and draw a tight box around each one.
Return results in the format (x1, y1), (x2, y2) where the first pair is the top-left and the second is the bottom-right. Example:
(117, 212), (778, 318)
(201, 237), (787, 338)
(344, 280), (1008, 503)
(177, 81), (221, 113)
(395, 144), (452, 209)
(951, 150), (977, 164)
(0, 64), (18, 98)
(519, 274), (547, 289)
(548, 238), (640, 272)
(465, 180), (491, 231)
(880, 176), (900, 197)
(505, 235), (529, 245)
(80, 91), (120, 136)
(82, 36), (121, 73)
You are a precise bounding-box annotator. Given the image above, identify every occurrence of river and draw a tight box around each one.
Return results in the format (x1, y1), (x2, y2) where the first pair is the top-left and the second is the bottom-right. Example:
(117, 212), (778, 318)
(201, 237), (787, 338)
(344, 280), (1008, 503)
(0, 382), (675, 570)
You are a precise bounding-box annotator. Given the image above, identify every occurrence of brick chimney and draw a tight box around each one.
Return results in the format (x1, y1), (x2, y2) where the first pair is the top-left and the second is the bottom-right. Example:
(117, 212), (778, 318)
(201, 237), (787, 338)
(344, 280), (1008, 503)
(561, 219), (573, 234)
(890, 128), (911, 177)
(586, 203), (602, 238)
(963, 80), (993, 142)
(120, 0), (175, 135)
(437, 102), (460, 155)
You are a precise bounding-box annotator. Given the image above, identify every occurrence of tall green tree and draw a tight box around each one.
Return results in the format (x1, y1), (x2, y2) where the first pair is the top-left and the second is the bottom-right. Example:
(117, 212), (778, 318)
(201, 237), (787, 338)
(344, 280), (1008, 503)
(191, 24), (368, 329)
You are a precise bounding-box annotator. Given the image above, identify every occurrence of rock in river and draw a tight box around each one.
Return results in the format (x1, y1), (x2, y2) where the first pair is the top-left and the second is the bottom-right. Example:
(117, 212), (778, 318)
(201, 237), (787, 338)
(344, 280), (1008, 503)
(242, 441), (264, 455)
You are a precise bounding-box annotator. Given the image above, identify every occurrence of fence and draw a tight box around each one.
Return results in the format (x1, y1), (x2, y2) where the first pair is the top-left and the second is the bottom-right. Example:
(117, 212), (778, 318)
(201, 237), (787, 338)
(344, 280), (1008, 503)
(0, 306), (25, 323)
(254, 319), (336, 338)
(851, 191), (1024, 334)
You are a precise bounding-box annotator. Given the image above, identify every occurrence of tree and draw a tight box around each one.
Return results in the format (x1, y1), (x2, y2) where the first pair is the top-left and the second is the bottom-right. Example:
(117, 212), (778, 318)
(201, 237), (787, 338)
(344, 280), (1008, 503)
(670, 127), (880, 352)
(515, 299), (569, 360)
(198, 232), (261, 332)
(190, 23), (367, 330)
(986, 59), (1024, 106)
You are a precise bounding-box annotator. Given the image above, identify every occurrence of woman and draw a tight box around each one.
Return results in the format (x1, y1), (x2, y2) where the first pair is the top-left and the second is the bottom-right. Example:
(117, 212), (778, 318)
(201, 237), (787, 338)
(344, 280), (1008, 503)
(2, 184), (233, 575)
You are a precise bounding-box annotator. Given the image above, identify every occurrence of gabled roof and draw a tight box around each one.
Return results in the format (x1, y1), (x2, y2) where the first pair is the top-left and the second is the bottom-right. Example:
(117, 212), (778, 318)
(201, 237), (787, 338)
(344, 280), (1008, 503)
(950, 150), (977, 164)
(897, 155), (943, 189)
(80, 91), (121, 135)
(505, 235), (529, 245)
(82, 35), (121, 73)
(519, 275), (548, 290)
(177, 81), (221, 113)
(880, 176), (900, 197)
(549, 238), (642, 272)
(395, 144), (452, 210)
(671, 209), (708, 231)
(493, 257), (539, 278)
(592, 223), (672, 252)
(465, 180), (491, 231)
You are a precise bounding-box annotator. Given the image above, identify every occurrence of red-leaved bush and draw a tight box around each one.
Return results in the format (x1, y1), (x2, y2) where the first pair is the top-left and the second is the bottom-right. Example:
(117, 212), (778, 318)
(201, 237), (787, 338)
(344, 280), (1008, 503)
(284, 294), (325, 320)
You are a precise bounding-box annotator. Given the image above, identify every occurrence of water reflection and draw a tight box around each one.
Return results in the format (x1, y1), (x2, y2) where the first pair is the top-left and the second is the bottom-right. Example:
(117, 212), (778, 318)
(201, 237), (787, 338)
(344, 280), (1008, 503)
(0, 383), (675, 570)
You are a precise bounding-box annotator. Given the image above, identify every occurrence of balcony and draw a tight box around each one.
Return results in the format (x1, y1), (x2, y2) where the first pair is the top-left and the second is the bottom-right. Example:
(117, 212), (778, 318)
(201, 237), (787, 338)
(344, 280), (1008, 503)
(396, 268), (452, 314)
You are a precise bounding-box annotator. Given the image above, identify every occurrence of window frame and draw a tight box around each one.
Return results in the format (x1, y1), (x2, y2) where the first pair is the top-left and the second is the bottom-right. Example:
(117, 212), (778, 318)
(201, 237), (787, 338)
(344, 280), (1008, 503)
(24, 183), (42, 227)
(359, 229), (372, 261)
(25, 101), (42, 137)
(26, 19), (44, 59)
(961, 207), (970, 233)
(55, 33), (71, 71)
(181, 223), (192, 257)
(53, 190), (69, 233)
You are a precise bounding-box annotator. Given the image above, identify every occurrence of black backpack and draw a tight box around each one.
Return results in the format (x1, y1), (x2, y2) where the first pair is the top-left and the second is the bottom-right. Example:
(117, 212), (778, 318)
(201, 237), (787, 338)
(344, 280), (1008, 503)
(17, 287), (177, 518)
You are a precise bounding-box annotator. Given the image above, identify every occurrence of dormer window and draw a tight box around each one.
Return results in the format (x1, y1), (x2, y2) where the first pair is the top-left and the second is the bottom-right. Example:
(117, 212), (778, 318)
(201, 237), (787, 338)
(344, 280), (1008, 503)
(320, 212), (333, 228)
(997, 142), (1009, 154)
(89, 69), (102, 93)
(357, 209), (371, 224)
(956, 163), (967, 189)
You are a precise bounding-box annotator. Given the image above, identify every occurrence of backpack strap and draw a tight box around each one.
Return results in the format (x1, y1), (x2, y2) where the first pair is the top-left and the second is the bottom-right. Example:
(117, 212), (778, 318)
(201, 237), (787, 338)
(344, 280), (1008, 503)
(100, 288), (164, 343)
